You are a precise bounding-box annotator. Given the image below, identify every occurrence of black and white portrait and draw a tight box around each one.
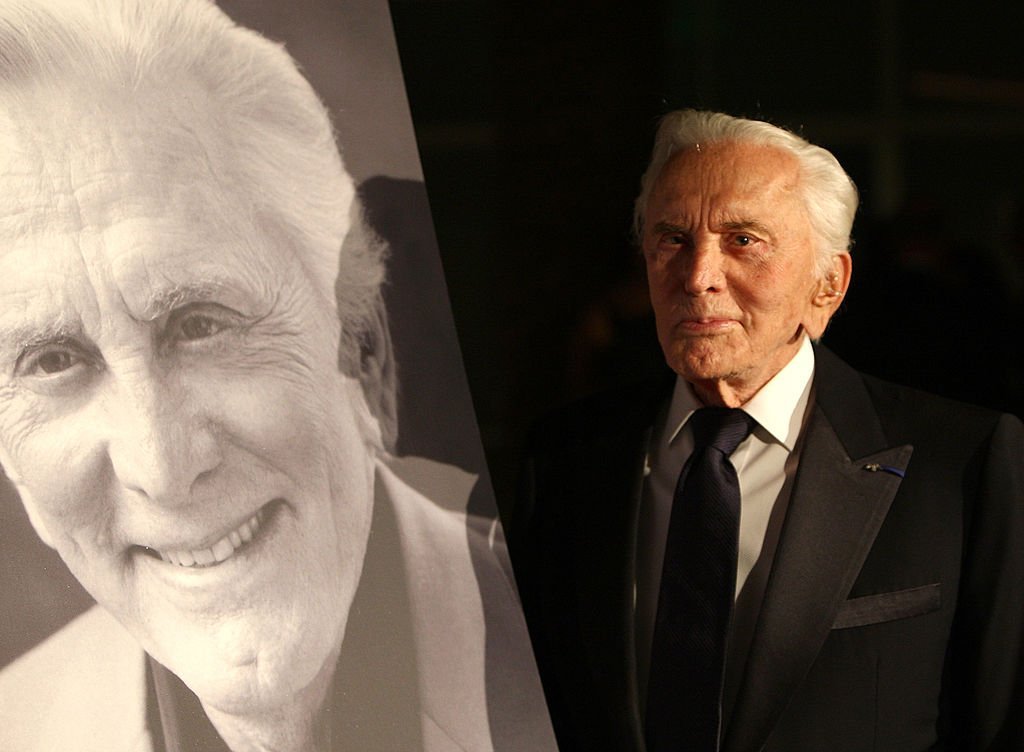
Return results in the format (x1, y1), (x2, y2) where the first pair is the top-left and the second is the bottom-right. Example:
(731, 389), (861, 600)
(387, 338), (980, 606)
(0, 1), (555, 749)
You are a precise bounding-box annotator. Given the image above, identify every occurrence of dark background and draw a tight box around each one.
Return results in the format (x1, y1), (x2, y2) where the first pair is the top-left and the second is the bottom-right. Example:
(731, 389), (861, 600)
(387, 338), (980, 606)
(390, 0), (1024, 518)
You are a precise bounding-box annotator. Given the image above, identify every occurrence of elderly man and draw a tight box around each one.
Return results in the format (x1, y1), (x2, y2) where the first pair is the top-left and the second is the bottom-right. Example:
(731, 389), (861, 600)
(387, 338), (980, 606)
(0, 1), (554, 750)
(514, 110), (1024, 751)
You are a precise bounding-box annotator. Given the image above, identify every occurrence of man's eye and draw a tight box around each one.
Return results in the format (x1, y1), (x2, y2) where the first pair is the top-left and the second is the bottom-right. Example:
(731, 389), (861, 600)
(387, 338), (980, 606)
(659, 233), (688, 249)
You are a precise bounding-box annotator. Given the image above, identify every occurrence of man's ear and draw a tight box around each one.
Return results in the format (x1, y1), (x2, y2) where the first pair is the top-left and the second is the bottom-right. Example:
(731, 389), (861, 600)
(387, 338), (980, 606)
(357, 303), (398, 451)
(806, 251), (853, 339)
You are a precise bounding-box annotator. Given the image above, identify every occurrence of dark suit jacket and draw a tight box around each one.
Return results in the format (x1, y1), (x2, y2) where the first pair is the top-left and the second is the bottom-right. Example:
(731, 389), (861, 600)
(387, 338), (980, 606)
(512, 346), (1024, 751)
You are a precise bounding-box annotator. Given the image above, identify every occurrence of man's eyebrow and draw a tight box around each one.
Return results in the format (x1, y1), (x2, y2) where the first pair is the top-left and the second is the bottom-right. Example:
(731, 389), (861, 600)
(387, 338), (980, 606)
(719, 219), (775, 238)
(650, 221), (692, 234)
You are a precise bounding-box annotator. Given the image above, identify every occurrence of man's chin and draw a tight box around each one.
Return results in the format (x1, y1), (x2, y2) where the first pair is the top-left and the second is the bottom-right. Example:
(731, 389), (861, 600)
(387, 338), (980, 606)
(665, 344), (741, 385)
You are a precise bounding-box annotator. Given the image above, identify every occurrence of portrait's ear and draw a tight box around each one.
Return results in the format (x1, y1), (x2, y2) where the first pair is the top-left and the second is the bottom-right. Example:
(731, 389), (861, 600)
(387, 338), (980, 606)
(1, 456), (52, 547)
(806, 251), (853, 338)
(2, 473), (57, 550)
(358, 302), (398, 451)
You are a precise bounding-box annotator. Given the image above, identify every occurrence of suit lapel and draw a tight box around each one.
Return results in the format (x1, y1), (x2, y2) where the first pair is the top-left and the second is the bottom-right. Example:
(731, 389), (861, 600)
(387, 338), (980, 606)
(723, 348), (913, 752)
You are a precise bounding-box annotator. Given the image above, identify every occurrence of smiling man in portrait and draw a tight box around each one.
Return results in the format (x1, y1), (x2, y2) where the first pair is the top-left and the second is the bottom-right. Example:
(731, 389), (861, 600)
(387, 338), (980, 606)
(0, 1), (554, 750)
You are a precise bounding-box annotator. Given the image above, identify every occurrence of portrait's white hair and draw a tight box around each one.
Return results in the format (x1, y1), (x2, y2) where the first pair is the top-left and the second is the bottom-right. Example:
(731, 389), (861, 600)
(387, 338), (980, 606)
(634, 110), (859, 277)
(0, 0), (394, 447)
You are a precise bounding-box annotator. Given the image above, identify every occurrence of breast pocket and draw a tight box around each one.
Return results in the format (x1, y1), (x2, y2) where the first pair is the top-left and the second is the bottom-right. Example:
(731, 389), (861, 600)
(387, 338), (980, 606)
(831, 583), (941, 630)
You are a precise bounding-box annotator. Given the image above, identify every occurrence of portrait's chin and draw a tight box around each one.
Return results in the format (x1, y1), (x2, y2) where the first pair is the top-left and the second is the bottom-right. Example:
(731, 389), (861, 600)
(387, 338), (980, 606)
(162, 619), (340, 718)
(107, 496), (367, 718)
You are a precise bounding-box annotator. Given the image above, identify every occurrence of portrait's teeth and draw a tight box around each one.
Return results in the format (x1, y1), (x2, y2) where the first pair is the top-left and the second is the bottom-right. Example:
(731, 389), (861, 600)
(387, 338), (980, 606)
(156, 509), (264, 568)
(211, 537), (234, 563)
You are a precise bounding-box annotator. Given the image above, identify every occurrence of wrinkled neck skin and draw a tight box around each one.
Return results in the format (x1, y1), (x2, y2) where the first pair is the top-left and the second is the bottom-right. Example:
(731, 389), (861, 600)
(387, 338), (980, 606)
(202, 647), (339, 752)
(690, 379), (754, 408)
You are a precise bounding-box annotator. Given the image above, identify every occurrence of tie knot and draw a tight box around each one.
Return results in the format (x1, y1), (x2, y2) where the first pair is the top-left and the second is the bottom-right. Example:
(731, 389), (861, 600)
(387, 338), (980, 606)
(690, 407), (755, 456)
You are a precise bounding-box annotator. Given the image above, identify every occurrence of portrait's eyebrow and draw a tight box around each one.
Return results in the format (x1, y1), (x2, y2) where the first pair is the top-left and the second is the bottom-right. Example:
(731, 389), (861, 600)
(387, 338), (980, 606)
(0, 318), (86, 360)
(134, 280), (237, 321)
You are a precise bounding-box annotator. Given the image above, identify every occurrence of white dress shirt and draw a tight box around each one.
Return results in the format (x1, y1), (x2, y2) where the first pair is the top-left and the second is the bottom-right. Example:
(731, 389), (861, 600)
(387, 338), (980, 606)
(635, 336), (816, 712)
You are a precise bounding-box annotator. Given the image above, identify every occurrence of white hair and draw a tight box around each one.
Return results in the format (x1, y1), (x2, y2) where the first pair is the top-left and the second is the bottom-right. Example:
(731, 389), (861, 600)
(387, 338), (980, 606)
(0, 0), (393, 445)
(634, 110), (859, 277)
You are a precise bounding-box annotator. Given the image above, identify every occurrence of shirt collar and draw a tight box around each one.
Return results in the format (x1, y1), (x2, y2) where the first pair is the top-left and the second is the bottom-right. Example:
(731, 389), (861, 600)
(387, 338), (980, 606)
(664, 336), (815, 451)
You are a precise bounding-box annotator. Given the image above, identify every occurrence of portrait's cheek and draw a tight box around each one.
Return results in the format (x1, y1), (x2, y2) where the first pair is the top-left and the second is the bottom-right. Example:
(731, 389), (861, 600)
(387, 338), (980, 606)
(0, 402), (111, 554)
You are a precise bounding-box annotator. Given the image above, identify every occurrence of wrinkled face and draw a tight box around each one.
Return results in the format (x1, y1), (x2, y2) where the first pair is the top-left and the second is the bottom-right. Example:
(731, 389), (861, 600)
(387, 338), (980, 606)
(0, 96), (375, 716)
(641, 140), (846, 405)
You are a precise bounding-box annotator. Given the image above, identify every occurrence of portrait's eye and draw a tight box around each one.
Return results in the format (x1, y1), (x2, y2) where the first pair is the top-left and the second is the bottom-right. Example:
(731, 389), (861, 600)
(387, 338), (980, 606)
(34, 349), (78, 374)
(14, 341), (94, 387)
(179, 313), (223, 341)
(734, 234), (752, 246)
(166, 303), (243, 349)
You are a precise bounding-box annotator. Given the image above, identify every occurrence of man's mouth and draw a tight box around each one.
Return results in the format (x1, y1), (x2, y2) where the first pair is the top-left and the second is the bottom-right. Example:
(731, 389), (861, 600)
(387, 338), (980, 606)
(144, 506), (271, 568)
(678, 316), (735, 330)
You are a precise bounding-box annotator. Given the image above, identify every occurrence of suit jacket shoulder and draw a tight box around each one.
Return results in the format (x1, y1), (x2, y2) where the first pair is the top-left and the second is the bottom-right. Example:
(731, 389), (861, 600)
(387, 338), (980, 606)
(815, 345), (1015, 454)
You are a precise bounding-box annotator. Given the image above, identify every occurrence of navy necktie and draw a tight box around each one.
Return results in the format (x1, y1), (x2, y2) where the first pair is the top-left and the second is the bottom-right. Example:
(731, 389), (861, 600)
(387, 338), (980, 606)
(645, 407), (755, 752)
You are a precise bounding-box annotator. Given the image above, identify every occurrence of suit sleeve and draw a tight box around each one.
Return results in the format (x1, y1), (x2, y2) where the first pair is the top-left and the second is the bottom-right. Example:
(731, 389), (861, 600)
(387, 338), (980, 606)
(951, 412), (1024, 750)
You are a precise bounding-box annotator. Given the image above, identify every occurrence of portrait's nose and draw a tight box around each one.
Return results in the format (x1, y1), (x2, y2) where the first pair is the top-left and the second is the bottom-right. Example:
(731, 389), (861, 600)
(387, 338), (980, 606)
(680, 236), (726, 295)
(104, 369), (222, 505)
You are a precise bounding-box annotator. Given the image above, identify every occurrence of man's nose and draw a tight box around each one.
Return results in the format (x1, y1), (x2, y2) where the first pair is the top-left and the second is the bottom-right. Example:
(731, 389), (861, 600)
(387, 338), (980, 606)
(104, 369), (222, 505)
(680, 237), (726, 295)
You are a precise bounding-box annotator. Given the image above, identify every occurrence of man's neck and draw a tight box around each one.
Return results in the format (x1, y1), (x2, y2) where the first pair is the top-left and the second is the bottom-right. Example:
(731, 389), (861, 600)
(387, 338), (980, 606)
(688, 338), (810, 408)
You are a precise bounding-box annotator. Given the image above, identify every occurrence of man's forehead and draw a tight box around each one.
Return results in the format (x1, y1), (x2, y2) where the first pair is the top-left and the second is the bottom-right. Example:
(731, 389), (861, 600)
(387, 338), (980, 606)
(666, 141), (799, 189)
(647, 141), (804, 220)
